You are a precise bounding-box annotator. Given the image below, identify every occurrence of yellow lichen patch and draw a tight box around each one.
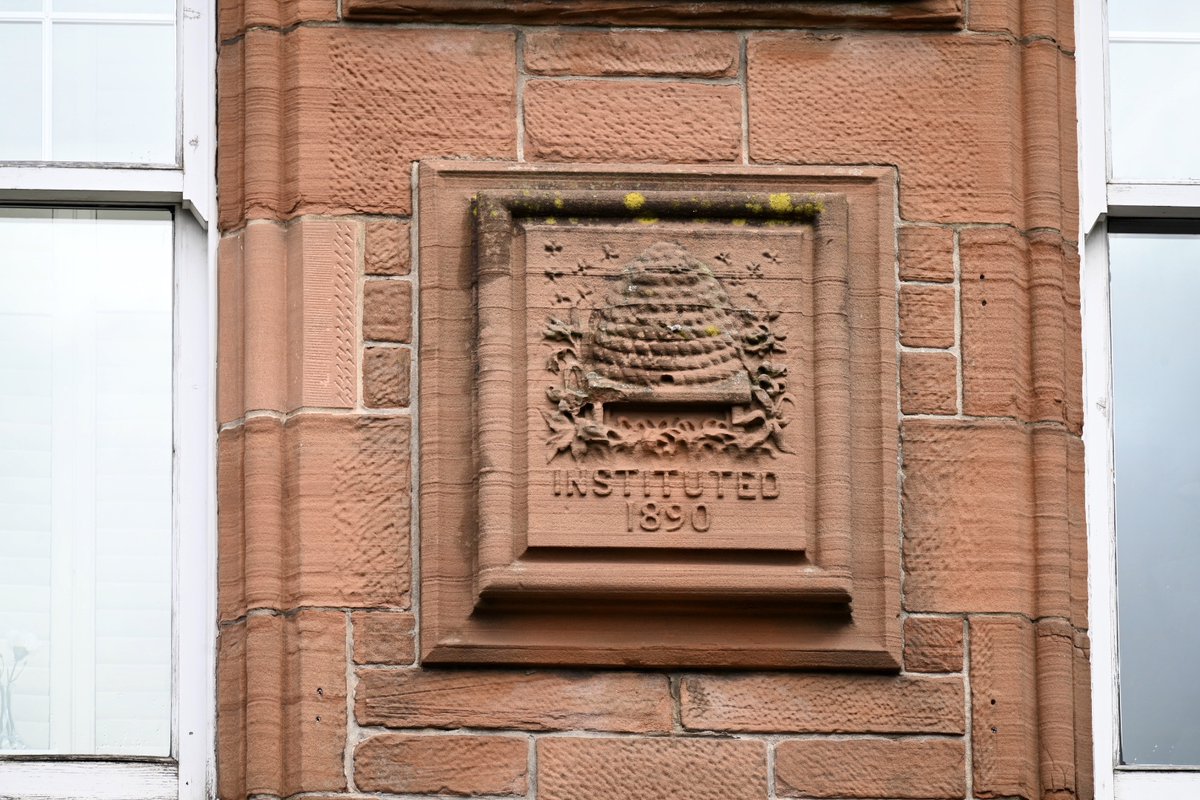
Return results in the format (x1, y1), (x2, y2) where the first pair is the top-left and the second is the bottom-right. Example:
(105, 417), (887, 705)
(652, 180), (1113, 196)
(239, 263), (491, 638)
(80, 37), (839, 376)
(544, 217), (557, 225)
(746, 202), (764, 214)
(554, 197), (564, 209)
(637, 216), (658, 225)
(768, 193), (794, 213)
(704, 325), (720, 337)
(732, 218), (748, 226)
(624, 192), (647, 211)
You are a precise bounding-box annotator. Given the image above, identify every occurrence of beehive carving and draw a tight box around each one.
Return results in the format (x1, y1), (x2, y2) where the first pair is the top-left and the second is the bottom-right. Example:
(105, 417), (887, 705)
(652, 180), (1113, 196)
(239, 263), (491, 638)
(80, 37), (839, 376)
(585, 242), (752, 403)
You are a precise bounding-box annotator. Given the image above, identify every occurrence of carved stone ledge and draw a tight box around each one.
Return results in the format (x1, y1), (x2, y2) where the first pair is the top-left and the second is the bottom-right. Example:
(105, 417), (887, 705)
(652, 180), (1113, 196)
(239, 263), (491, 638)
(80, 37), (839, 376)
(418, 162), (900, 669)
(343, 0), (964, 29)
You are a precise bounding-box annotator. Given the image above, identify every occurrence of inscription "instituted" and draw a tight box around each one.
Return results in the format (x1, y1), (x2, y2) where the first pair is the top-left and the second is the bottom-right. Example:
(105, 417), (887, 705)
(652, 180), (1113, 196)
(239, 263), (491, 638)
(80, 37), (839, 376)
(551, 468), (781, 534)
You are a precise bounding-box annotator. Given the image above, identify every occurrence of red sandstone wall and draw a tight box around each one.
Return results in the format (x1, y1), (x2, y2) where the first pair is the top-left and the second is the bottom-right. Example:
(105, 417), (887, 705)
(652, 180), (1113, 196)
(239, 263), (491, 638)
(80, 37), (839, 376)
(215, 1), (1090, 797)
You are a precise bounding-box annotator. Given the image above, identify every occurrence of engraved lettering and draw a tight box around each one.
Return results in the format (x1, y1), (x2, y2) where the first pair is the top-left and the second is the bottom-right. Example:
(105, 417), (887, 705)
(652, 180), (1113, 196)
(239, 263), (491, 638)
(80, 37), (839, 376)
(662, 504), (683, 531)
(682, 471), (704, 498)
(566, 470), (589, 497)
(553, 469), (562, 497)
(762, 471), (780, 499)
(614, 468), (636, 497)
(737, 471), (757, 499)
(640, 502), (661, 531)
(592, 469), (612, 497)
(693, 504), (711, 532)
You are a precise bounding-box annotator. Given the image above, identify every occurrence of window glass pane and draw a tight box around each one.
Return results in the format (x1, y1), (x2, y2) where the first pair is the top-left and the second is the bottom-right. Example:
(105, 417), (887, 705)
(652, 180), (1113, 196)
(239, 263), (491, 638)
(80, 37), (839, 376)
(1111, 232), (1200, 767)
(54, 0), (174, 13)
(51, 23), (176, 164)
(0, 209), (172, 757)
(1109, 0), (1200, 34)
(1109, 43), (1200, 182)
(0, 23), (42, 160)
(0, 1), (42, 11)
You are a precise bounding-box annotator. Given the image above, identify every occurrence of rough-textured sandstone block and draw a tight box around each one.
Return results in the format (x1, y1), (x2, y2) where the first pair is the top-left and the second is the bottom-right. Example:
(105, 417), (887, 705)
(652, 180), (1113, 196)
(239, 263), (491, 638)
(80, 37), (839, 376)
(900, 284), (956, 348)
(363, 280), (413, 343)
(217, 611), (347, 799)
(364, 218), (411, 276)
(968, 0), (1074, 50)
(904, 616), (964, 672)
(749, 34), (1022, 223)
(355, 734), (529, 795)
(899, 226), (955, 283)
(902, 419), (1035, 614)
(218, 414), (411, 620)
(219, 28), (517, 226)
(524, 30), (739, 77)
(775, 738), (966, 798)
(218, 0), (338, 41)
(362, 345), (412, 408)
(538, 737), (767, 800)
(961, 227), (1080, 431)
(356, 669), (672, 732)
(217, 218), (360, 422)
(971, 615), (1038, 799)
(680, 674), (964, 734)
(960, 226), (1031, 419)
(524, 80), (742, 163)
(900, 351), (957, 415)
(352, 610), (416, 665)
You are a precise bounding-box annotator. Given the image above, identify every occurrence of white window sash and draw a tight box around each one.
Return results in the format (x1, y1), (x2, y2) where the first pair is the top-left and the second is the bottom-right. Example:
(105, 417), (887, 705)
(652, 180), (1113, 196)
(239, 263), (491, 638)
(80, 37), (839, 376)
(1079, 1), (1200, 797)
(0, 0), (216, 797)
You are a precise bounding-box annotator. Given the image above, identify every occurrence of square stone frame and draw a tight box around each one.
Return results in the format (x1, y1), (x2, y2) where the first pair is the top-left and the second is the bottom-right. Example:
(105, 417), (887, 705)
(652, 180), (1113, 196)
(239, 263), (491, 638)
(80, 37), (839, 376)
(418, 162), (900, 669)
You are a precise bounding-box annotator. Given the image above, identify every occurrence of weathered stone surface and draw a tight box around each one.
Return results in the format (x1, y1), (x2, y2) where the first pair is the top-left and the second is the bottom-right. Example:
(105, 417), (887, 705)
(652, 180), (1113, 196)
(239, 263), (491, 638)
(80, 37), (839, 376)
(900, 284), (956, 348)
(219, 28), (516, 227)
(218, 218), (360, 422)
(362, 346), (411, 408)
(218, 414), (411, 620)
(217, 611), (347, 799)
(961, 228), (1080, 431)
(352, 610), (416, 665)
(355, 734), (528, 795)
(363, 280), (413, 343)
(524, 80), (742, 163)
(218, 0), (338, 41)
(971, 615), (1038, 799)
(901, 352), (957, 415)
(969, 0), (1074, 50)
(902, 419), (1035, 614)
(364, 218), (411, 276)
(775, 737), (966, 798)
(524, 30), (739, 77)
(899, 226), (955, 283)
(680, 674), (964, 734)
(538, 737), (767, 800)
(749, 33), (1022, 223)
(356, 669), (672, 732)
(904, 616), (964, 672)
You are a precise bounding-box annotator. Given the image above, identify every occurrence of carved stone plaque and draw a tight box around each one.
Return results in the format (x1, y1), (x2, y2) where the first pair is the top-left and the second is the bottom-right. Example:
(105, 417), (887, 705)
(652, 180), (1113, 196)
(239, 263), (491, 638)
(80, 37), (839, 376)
(420, 163), (900, 668)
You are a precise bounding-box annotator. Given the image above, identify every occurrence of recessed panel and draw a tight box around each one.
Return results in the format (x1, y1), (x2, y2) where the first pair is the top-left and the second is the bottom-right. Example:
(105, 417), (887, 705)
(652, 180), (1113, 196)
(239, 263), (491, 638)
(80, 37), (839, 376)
(419, 163), (900, 668)
(522, 221), (813, 552)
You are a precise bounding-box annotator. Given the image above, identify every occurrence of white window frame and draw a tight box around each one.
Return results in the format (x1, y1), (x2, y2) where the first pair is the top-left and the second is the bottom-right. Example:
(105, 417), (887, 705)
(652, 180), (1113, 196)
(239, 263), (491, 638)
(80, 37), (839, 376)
(1079, 1), (1200, 798)
(0, 2), (216, 799)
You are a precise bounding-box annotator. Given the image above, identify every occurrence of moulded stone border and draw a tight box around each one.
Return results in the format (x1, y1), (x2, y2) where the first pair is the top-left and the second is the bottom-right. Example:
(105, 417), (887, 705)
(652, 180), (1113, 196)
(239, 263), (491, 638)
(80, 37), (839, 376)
(344, 0), (963, 29)
(418, 161), (900, 669)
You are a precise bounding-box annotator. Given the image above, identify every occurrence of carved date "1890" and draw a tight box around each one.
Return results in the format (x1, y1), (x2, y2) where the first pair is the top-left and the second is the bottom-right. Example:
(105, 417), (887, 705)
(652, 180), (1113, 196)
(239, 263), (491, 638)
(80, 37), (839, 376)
(626, 501), (710, 533)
